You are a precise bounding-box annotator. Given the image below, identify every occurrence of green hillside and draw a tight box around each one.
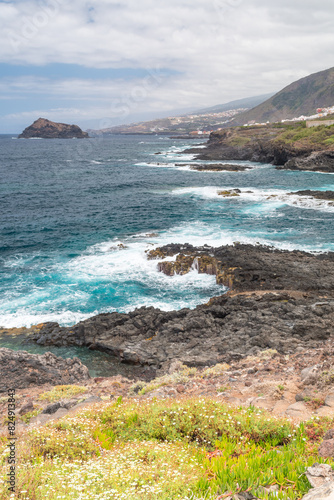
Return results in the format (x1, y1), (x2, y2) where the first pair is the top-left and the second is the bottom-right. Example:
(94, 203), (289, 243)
(232, 67), (334, 125)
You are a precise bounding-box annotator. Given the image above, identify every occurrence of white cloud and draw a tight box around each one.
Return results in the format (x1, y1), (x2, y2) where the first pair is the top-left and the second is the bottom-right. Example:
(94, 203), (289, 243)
(1, 0), (334, 132)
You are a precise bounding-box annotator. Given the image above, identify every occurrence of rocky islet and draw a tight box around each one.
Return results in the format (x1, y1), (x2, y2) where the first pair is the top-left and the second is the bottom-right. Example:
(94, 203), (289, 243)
(18, 118), (89, 139)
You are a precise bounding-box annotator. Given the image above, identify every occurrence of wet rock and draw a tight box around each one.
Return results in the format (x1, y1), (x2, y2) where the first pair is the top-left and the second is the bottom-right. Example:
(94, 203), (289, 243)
(182, 163), (248, 172)
(290, 190), (334, 201)
(281, 152), (334, 173)
(12, 243), (334, 373)
(217, 189), (241, 197)
(24, 288), (334, 373)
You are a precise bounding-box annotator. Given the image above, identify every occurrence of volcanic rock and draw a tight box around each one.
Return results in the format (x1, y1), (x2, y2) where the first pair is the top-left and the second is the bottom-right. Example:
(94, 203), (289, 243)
(18, 118), (89, 139)
(0, 348), (90, 392)
(25, 243), (334, 371)
(289, 190), (334, 201)
(175, 163), (249, 172)
(279, 152), (334, 173)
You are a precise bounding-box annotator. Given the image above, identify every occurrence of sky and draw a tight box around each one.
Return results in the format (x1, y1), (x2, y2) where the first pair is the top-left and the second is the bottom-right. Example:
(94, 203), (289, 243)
(0, 0), (334, 133)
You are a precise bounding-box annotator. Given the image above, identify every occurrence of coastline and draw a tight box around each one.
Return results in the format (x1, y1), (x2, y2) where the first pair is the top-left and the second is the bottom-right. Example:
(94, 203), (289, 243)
(1, 242), (333, 390)
(185, 123), (334, 173)
(1, 132), (334, 388)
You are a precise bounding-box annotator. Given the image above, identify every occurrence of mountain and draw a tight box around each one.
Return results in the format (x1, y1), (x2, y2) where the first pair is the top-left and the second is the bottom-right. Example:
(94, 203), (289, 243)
(232, 67), (334, 125)
(89, 94), (274, 136)
(18, 118), (89, 139)
(194, 93), (274, 115)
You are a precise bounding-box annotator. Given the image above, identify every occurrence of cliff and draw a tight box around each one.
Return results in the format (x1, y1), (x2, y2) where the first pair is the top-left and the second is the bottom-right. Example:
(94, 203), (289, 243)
(18, 118), (89, 139)
(189, 121), (334, 172)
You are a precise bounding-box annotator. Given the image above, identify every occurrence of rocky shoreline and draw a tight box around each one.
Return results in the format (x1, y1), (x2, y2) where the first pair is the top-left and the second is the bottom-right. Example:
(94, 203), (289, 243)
(186, 125), (334, 172)
(1, 243), (333, 390)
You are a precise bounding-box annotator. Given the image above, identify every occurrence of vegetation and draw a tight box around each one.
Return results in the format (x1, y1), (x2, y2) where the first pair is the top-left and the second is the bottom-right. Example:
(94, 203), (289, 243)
(20, 409), (42, 424)
(1, 395), (334, 499)
(273, 123), (334, 148)
(214, 120), (334, 152)
(38, 385), (88, 402)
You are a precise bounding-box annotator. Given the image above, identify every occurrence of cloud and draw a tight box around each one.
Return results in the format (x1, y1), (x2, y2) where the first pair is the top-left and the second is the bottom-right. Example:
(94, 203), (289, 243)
(0, 1), (334, 132)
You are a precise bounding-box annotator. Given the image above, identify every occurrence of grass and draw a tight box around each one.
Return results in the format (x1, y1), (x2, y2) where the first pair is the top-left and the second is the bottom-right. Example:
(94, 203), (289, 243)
(1, 396), (334, 499)
(273, 123), (334, 148)
(38, 385), (88, 402)
(20, 409), (42, 424)
(216, 121), (334, 152)
(129, 365), (199, 396)
(128, 363), (230, 396)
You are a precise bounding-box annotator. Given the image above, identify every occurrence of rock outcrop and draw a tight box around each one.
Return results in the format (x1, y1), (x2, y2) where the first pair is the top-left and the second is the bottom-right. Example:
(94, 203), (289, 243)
(289, 190), (334, 201)
(187, 125), (334, 172)
(278, 151), (334, 172)
(0, 348), (90, 392)
(175, 163), (249, 172)
(29, 291), (334, 372)
(147, 242), (334, 292)
(25, 244), (334, 372)
(18, 118), (89, 139)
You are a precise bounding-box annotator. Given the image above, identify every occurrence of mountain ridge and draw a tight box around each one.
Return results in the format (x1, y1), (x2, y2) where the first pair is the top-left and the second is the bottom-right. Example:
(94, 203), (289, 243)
(88, 93), (273, 136)
(232, 67), (334, 125)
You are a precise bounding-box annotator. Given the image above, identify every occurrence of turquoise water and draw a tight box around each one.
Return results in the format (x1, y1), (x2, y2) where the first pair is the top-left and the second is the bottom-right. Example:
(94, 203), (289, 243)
(1, 134), (333, 329)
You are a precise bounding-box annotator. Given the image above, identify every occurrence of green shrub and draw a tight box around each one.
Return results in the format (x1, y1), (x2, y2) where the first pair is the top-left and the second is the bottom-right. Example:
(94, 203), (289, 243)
(39, 385), (87, 402)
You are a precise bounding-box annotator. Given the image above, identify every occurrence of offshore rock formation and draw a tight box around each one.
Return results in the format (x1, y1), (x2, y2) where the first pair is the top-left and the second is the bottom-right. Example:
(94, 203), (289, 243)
(28, 244), (334, 373)
(0, 348), (90, 392)
(289, 190), (334, 201)
(175, 163), (249, 172)
(18, 118), (89, 139)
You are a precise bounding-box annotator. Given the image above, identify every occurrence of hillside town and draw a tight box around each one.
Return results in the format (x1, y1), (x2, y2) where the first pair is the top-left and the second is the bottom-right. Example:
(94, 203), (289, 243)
(246, 105), (334, 127)
(91, 107), (248, 136)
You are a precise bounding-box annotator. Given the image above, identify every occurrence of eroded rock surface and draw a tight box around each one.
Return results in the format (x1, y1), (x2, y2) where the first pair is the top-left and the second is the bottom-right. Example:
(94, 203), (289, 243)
(4, 244), (334, 374)
(27, 290), (334, 372)
(279, 151), (334, 173)
(148, 243), (334, 293)
(0, 348), (90, 392)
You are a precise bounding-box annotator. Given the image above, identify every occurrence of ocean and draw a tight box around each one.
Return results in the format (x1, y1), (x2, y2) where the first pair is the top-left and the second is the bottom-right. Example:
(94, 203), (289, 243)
(1, 134), (333, 373)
